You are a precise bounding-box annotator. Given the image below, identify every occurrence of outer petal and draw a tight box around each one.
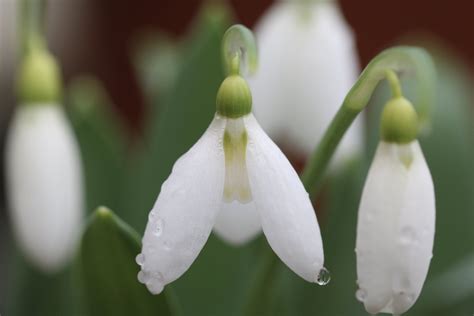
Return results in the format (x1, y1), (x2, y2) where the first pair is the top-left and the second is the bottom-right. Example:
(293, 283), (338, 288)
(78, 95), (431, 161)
(213, 200), (261, 246)
(245, 114), (324, 282)
(356, 141), (435, 315)
(5, 104), (84, 273)
(138, 115), (226, 294)
(249, 1), (363, 163)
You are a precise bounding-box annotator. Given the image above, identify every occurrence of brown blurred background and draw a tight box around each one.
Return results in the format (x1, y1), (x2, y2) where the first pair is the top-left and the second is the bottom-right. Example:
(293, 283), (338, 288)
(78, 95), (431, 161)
(45, 0), (474, 133)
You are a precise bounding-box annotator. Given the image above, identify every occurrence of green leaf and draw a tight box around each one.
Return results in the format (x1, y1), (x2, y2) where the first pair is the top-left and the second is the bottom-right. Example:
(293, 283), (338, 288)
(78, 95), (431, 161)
(5, 248), (85, 316)
(66, 76), (128, 215)
(80, 207), (175, 316)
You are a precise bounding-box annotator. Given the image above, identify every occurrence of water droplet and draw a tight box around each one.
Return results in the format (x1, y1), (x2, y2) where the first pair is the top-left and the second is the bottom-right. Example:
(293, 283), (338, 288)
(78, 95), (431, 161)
(145, 271), (165, 294)
(153, 218), (164, 237)
(355, 288), (367, 302)
(400, 226), (416, 244)
(135, 253), (145, 266)
(315, 267), (331, 285)
(163, 241), (172, 251)
(137, 270), (148, 284)
(148, 211), (156, 221)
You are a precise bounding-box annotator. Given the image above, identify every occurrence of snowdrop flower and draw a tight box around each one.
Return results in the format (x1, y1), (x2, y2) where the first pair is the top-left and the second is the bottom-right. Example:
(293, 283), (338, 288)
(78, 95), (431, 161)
(355, 74), (435, 315)
(137, 25), (324, 295)
(5, 43), (84, 273)
(249, 0), (363, 163)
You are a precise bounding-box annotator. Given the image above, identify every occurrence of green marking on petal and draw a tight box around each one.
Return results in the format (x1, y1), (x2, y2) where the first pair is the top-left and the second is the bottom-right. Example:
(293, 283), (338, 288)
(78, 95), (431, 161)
(223, 118), (252, 203)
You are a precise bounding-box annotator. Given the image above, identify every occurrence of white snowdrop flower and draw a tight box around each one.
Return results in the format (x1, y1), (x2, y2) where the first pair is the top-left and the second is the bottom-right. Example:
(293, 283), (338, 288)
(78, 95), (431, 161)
(249, 0), (363, 164)
(355, 95), (435, 315)
(5, 45), (84, 273)
(138, 26), (324, 294)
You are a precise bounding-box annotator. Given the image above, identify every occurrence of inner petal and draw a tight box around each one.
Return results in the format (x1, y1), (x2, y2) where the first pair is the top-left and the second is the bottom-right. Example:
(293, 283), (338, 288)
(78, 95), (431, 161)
(223, 118), (252, 203)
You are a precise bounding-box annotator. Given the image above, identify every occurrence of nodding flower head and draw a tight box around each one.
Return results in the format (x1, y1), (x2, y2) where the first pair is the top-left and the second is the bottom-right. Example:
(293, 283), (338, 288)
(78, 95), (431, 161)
(137, 25), (325, 295)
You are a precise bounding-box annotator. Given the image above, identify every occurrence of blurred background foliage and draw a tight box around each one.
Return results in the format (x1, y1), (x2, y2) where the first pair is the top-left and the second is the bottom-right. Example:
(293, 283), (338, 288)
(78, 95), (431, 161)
(0, 0), (473, 315)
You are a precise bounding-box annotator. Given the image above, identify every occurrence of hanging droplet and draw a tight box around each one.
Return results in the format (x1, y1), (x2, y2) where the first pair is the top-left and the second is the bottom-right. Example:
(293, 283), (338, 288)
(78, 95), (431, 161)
(137, 270), (148, 284)
(355, 288), (367, 302)
(135, 253), (145, 266)
(315, 267), (331, 285)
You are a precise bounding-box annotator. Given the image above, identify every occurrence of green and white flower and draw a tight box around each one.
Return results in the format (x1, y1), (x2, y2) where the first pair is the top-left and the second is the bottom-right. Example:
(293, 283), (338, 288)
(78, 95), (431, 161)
(137, 43), (324, 294)
(5, 47), (84, 273)
(355, 95), (435, 315)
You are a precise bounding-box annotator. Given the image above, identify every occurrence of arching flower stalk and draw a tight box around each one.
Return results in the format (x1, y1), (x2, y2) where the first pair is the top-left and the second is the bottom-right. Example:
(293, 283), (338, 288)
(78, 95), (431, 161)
(137, 25), (325, 295)
(5, 9), (84, 273)
(249, 0), (363, 164)
(355, 71), (435, 315)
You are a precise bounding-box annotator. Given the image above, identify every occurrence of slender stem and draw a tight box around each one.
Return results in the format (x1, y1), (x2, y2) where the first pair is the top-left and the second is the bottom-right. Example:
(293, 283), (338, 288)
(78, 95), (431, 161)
(301, 105), (359, 193)
(385, 69), (402, 98)
(21, 0), (46, 54)
(243, 46), (435, 315)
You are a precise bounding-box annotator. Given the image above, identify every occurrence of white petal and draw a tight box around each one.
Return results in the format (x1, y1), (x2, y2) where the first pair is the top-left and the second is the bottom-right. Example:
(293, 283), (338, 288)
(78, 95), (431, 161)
(212, 200), (261, 246)
(5, 104), (84, 273)
(249, 1), (363, 163)
(139, 115), (226, 294)
(244, 114), (324, 282)
(356, 141), (435, 315)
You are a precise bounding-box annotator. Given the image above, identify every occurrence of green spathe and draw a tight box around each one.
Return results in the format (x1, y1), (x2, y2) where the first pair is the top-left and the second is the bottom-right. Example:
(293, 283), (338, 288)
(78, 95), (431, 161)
(17, 47), (62, 104)
(381, 97), (419, 144)
(216, 75), (252, 118)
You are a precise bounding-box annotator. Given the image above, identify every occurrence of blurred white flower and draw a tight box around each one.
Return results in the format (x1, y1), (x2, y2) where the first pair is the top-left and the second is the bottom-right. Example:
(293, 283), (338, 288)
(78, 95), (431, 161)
(355, 140), (435, 315)
(249, 0), (363, 163)
(137, 74), (324, 295)
(5, 104), (84, 273)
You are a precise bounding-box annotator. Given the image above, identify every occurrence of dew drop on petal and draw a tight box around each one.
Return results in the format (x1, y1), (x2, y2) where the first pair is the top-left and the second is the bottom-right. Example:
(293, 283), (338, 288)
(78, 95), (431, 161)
(163, 241), (172, 251)
(135, 253), (145, 266)
(153, 218), (164, 237)
(148, 211), (156, 221)
(315, 267), (331, 285)
(400, 226), (416, 244)
(145, 271), (165, 295)
(137, 270), (148, 284)
(355, 288), (367, 302)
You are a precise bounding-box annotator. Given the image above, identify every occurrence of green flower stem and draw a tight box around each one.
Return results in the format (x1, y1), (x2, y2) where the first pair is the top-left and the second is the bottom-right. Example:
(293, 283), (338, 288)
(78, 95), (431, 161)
(244, 46), (435, 316)
(302, 46), (435, 194)
(21, 0), (46, 54)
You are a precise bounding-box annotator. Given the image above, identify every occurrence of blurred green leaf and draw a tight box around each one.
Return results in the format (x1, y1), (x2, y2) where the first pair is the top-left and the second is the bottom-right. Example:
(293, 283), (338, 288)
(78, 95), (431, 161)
(5, 248), (84, 316)
(66, 76), (128, 215)
(80, 206), (176, 316)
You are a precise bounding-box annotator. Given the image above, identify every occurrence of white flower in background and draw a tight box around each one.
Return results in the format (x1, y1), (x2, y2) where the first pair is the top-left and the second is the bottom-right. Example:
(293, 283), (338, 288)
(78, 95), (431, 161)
(137, 65), (325, 294)
(355, 96), (435, 315)
(249, 0), (363, 163)
(5, 47), (84, 273)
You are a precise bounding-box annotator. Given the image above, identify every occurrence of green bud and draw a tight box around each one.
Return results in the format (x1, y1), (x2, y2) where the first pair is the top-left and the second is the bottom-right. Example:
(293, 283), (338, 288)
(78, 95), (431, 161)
(216, 75), (252, 118)
(17, 47), (62, 104)
(380, 97), (419, 144)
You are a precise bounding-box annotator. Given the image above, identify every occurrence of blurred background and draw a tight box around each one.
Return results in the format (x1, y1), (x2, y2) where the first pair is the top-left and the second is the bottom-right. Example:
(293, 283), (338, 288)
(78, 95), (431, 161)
(0, 0), (473, 315)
